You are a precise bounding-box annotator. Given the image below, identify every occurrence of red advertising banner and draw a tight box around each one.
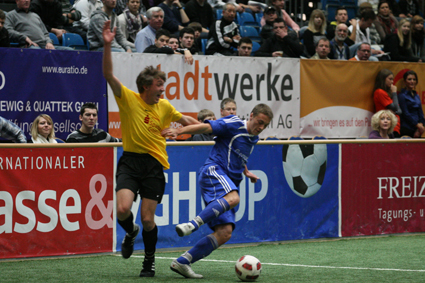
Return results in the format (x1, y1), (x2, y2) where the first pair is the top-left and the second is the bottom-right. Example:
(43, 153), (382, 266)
(341, 143), (425, 236)
(0, 147), (114, 259)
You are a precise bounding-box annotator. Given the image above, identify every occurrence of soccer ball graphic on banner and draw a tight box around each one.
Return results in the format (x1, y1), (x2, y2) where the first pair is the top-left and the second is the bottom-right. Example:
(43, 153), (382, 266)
(282, 144), (327, 198)
(235, 255), (262, 282)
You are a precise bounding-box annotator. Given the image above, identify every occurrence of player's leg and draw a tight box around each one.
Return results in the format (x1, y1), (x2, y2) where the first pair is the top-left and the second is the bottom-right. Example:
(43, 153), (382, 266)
(139, 197), (158, 277)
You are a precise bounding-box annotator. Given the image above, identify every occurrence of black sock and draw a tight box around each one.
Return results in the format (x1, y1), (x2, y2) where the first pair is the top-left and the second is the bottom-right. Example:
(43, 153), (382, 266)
(118, 213), (134, 234)
(142, 225), (158, 259)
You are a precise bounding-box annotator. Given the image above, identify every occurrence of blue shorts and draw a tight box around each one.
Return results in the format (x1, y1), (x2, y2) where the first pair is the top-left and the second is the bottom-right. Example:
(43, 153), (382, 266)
(198, 164), (241, 231)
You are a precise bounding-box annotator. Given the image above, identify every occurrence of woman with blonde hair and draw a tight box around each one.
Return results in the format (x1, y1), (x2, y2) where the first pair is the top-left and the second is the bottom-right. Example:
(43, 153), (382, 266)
(383, 18), (421, 62)
(369, 110), (398, 139)
(30, 114), (57, 143)
(303, 9), (327, 57)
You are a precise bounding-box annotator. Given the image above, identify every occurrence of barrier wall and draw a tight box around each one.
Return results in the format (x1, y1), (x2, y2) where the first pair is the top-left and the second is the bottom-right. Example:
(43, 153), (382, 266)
(1, 140), (425, 259)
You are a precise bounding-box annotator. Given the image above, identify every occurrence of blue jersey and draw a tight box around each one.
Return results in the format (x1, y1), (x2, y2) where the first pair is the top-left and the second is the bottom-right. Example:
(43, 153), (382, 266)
(204, 115), (259, 181)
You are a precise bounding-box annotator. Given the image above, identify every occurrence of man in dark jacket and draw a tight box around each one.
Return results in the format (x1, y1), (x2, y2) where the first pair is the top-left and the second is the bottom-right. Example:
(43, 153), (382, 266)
(0, 10), (10, 47)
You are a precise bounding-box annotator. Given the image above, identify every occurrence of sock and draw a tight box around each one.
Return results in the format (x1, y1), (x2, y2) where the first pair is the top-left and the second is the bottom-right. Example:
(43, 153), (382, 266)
(190, 198), (230, 230)
(177, 234), (219, 265)
(142, 225), (158, 259)
(117, 212), (134, 234)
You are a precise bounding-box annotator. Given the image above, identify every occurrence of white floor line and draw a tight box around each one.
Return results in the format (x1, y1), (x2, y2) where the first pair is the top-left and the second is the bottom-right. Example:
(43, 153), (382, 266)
(114, 255), (425, 273)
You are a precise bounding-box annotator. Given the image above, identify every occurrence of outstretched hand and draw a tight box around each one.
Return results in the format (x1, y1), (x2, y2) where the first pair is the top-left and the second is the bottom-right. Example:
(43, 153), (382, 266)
(102, 20), (116, 45)
(244, 169), (259, 183)
(161, 128), (179, 140)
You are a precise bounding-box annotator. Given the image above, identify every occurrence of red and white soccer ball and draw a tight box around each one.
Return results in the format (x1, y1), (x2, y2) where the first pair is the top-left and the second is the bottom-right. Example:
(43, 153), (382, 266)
(235, 255), (262, 282)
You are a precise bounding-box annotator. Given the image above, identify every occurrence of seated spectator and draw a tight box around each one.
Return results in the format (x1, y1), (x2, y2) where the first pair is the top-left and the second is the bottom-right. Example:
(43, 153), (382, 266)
(260, 6), (278, 42)
(348, 7), (383, 54)
(30, 0), (67, 43)
(188, 22), (202, 39)
(158, 0), (189, 34)
(237, 37), (252, 56)
(116, 0), (147, 15)
(0, 116), (26, 143)
(410, 15), (425, 61)
(310, 38), (330, 59)
(66, 103), (121, 142)
(349, 42), (377, 61)
(0, 9), (10, 47)
(374, 1), (398, 42)
(88, 0), (133, 52)
(59, 0), (87, 43)
(117, 0), (147, 46)
(186, 109), (216, 141)
(369, 109), (397, 139)
(261, 0), (299, 33)
(144, 28), (174, 53)
(72, 0), (103, 33)
(329, 23), (350, 60)
(5, 0), (71, 49)
(135, 7), (164, 52)
(398, 70), (425, 138)
(179, 27), (199, 54)
(303, 9), (326, 57)
(30, 114), (57, 143)
(168, 34), (179, 50)
(398, 0), (420, 18)
(383, 19), (421, 62)
(205, 3), (240, 56)
(255, 18), (304, 58)
(326, 6), (353, 46)
(373, 69), (402, 137)
(220, 97), (236, 117)
(184, 0), (214, 35)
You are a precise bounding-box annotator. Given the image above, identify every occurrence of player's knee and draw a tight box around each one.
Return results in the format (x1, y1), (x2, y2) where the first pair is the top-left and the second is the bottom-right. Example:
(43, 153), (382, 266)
(141, 217), (155, 231)
(116, 204), (131, 220)
(226, 191), (240, 208)
(215, 229), (232, 245)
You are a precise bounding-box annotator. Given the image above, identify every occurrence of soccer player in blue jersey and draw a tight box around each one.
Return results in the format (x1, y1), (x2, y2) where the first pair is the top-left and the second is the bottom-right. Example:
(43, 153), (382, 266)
(161, 103), (273, 279)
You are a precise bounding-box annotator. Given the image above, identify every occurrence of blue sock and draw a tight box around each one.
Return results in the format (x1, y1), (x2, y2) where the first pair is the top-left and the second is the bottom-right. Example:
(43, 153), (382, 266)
(190, 198), (230, 230)
(177, 235), (219, 265)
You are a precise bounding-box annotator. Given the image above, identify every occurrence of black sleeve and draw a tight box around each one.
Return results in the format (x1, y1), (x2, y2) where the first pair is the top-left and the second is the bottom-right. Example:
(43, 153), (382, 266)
(143, 45), (175, 54)
(255, 38), (274, 57)
(303, 29), (315, 56)
(282, 36), (305, 58)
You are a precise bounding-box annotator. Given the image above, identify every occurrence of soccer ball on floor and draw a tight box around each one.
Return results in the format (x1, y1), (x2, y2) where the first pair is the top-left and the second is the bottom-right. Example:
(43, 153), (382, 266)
(282, 144), (327, 198)
(235, 255), (262, 282)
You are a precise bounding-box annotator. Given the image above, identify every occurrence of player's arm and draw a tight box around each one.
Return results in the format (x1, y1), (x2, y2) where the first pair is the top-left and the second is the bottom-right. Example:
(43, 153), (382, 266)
(177, 115), (199, 126)
(244, 165), (259, 183)
(162, 122), (212, 140)
(102, 20), (122, 98)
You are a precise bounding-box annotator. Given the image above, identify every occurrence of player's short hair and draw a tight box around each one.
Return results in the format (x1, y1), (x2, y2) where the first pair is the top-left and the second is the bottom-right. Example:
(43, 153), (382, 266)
(156, 28), (170, 40)
(251, 104), (274, 120)
(179, 27), (195, 38)
(221, 98), (236, 110)
(136, 66), (166, 94)
(197, 109), (215, 121)
(238, 37), (252, 46)
(273, 17), (285, 26)
(360, 8), (376, 21)
(80, 102), (98, 116)
(335, 6), (347, 15)
(315, 37), (329, 48)
(223, 2), (236, 11)
(146, 6), (163, 19)
(0, 9), (5, 20)
(31, 114), (56, 140)
(371, 110), (397, 133)
(188, 22), (202, 33)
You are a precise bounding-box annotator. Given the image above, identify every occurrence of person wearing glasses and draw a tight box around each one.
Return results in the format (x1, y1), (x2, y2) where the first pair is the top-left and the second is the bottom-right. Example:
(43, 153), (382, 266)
(349, 42), (375, 61)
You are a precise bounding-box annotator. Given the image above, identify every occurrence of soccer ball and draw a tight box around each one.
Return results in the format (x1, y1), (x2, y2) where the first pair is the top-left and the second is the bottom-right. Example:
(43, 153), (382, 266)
(235, 255), (262, 282)
(282, 144), (327, 198)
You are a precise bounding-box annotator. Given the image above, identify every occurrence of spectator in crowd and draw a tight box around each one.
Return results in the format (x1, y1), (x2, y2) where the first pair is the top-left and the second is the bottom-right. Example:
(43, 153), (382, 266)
(72, 0), (103, 33)
(158, 0), (190, 34)
(329, 23), (350, 60)
(30, 0), (67, 43)
(205, 3), (240, 56)
(383, 18), (421, 62)
(236, 37), (252, 56)
(310, 38), (330, 59)
(88, 0), (133, 52)
(117, 0), (147, 46)
(188, 22), (202, 39)
(5, 0), (71, 49)
(135, 7), (164, 52)
(303, 9), (326, 57)
(179, 27), (199, 54)
(0, 116), (26, 143)
(116, 0), (147, 15)
(398, 70), (425, 138)
(0, 9), (10, 47)
(410, 15), (425, 61)
(373, 69), (401, 137)
(369, 109), (397, 139)
(349, 42), (376, 61)
(348, 8), (381, 49)
(143, 28), (174, 53)
(168, 34), (179, 50)
(262, 0), (299, 33)
(30, 114), (58, 143)
(184, 0), (214, 34)
(260, 6), (278, 41)
(59, 0), (87, 43)
(398, 0), (420, 18)
(186, 109), (216, 141)
(255, 18), (304, 58)
(66, 102), (121, 142)
(374, 1), (398, 42)
(326, 6), (353, 46)
(220, 98), (237, 117)
(142, 0), (162, 10)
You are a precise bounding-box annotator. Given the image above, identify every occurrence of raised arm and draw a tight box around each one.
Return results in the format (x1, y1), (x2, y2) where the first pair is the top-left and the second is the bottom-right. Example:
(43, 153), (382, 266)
(161, 121), (210, 140)
(102, 20), (122, 97)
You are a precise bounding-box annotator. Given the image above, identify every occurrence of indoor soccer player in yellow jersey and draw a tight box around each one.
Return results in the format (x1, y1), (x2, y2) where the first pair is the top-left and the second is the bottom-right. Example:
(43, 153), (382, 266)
(102, 20), (199, 278)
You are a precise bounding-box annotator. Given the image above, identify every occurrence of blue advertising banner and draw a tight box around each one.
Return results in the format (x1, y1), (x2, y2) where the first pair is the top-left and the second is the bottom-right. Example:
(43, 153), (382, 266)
(116, 143), (339, 251)
(0, 49), (107, 141)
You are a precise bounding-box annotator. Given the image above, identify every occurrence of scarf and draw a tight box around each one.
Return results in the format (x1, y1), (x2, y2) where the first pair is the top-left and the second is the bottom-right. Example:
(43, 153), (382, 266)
(124, 7), (143, 43)
(378, 14), (396, 35)
(32, 134), (57, 144)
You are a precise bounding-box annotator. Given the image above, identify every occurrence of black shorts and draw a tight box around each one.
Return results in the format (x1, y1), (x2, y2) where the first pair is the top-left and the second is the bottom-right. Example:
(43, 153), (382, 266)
(116, 152), (165, 203)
